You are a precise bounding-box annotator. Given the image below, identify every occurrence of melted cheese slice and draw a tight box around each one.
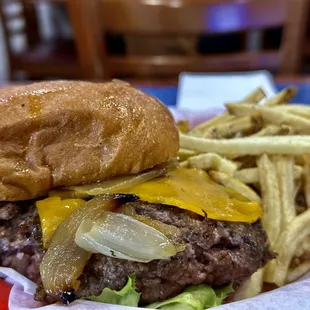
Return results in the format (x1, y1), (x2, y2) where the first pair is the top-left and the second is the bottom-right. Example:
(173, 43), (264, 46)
(37, 168), (262, 248)
(36, 197), (85, 248)
(118, 168), (262, 222)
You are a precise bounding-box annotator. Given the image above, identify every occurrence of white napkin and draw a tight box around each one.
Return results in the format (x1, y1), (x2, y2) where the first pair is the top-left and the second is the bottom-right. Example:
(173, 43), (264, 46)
(177, 71), (277, 111)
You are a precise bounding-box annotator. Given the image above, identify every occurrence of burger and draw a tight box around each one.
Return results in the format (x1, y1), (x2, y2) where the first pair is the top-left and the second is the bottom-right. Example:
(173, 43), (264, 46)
(0, 80), (274, 309)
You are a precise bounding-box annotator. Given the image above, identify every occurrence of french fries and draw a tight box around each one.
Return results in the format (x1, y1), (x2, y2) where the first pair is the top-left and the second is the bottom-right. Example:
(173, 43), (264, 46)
(257, 154), (281, 247)
(263, 87), (297, 106)
(202, 114), (263, 139)
(189, 87), (266, 136)
(251, 124), (293, 137)
(287, 261), (310, 283)
(187, 153), (238, 175)
(264, 209), (310, 286)
(178, 86), (310, 299)
(209, 170), (261, 203)
(180, 134), (310, 156)
(237, 269), (264, 299)
(177, 148), (197, 161)
(242, 87), (266, 103)
(234, 165), (302, 184)
(273, 156), (296, 229)
(272, 105), (310, 119)
(189, 113), (235, 137)
(226, 103), (310, 134)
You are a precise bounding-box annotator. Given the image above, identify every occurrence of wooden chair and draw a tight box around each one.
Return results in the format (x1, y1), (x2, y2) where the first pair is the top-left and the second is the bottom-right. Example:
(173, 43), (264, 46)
(0, 0), (79, 80)
(93, 0), (309, 79)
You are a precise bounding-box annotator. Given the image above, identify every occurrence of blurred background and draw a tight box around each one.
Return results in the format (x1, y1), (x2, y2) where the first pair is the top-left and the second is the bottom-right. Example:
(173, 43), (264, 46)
(0, 0), (310, 82)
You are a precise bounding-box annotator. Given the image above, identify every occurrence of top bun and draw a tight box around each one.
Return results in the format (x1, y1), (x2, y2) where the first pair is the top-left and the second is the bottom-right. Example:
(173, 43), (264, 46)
(0, 80), (179, 201)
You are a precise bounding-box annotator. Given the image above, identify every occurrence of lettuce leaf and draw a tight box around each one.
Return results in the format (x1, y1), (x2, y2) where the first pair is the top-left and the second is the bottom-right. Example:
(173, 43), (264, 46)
(87, 276), (140, 307)
(146, 284), (233, 310)
(87, 276), (232, 310)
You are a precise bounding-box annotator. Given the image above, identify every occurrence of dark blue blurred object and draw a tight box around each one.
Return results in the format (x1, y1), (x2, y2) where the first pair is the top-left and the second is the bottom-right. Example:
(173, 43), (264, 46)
(277, 83), (310, 105)
(139, 83), (310, 107)
(138, 86), (178, 107)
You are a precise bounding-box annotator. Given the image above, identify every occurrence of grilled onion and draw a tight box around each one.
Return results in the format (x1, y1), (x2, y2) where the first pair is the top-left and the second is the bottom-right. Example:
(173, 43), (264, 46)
(75, 211), (178, 262)
(49, 159), (178, 199)
(119, 204), (180, 239)
(40, 194), (138, 303)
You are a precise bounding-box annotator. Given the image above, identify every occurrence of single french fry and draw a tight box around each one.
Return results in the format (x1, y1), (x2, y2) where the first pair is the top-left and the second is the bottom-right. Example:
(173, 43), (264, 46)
(203, 114), (263, 139)
(236, 269), (264, 299)
(234, 165), (302, 184)
(242, 87), (266, 103)
(286, 261), (310, 283)
(264, 87), (297, 106)
(180, 133), (310, 156)
(293, 235), (310, 257)
(234, 168), (258, 183)
(177, 148), (197, 161)
(225, 87), (266, 106)
(303, 164), (310, 209)
(187, 153), (238, 175)
(251, 125), (281, 137)
(264, 209), (310, 286)
(257, 154), (281, 247)
(251, 124), (293, 137)
(189, 113), (234, 137)
(226, 103), (310, 134)
(273, 156), (296, 229)
(272, 105), (310, 119)
(209, 170), (261, 203)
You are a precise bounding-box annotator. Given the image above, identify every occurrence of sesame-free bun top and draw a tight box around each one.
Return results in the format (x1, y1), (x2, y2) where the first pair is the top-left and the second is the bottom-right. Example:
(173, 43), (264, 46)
(0, 80), (179, 201)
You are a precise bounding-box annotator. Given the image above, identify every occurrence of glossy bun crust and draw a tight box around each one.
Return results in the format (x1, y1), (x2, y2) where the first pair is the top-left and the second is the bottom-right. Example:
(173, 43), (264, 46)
(0, 80), (179, 201)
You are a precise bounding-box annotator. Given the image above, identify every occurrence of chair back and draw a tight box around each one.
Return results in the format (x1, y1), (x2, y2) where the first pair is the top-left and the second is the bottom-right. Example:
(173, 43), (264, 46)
(101, 0), (286, 34)
(96, 0), (309, 77)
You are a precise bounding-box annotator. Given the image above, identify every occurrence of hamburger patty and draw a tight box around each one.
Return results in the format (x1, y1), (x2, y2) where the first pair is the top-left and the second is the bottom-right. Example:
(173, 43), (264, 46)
(0, 200), (274, 304)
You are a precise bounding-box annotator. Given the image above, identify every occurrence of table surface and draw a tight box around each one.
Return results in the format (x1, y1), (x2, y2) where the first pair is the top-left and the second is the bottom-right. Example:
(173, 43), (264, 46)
(135, 76), (310, 106)
(1, 75), (310, 106)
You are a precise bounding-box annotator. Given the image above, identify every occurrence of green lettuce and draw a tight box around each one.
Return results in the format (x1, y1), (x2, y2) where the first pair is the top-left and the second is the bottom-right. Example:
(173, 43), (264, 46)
(146, 284), (233, 310)
(87, 276), (140, 307)
(87, 276), (233, 310)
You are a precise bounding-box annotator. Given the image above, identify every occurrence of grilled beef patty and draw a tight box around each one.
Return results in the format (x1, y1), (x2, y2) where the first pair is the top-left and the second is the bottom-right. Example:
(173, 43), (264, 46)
(0, 200), (274, 304)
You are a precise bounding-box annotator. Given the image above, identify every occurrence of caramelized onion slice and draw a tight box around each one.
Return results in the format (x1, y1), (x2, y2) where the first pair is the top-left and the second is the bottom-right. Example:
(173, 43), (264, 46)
(49, 159), (178, 199)
(40, 194), (137, 303)
(75, 212), (178, 263)
(119, 204), (180, 239)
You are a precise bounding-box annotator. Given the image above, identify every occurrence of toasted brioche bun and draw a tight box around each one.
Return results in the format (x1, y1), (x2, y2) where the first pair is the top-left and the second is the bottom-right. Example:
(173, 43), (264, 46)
(0, 80), (179, 201)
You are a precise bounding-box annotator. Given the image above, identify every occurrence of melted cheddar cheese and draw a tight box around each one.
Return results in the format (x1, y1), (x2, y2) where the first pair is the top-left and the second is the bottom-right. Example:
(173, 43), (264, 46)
(117, 168), (262, 222)
(36, 197), (85, 248)
(37, 168), (262, 247)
